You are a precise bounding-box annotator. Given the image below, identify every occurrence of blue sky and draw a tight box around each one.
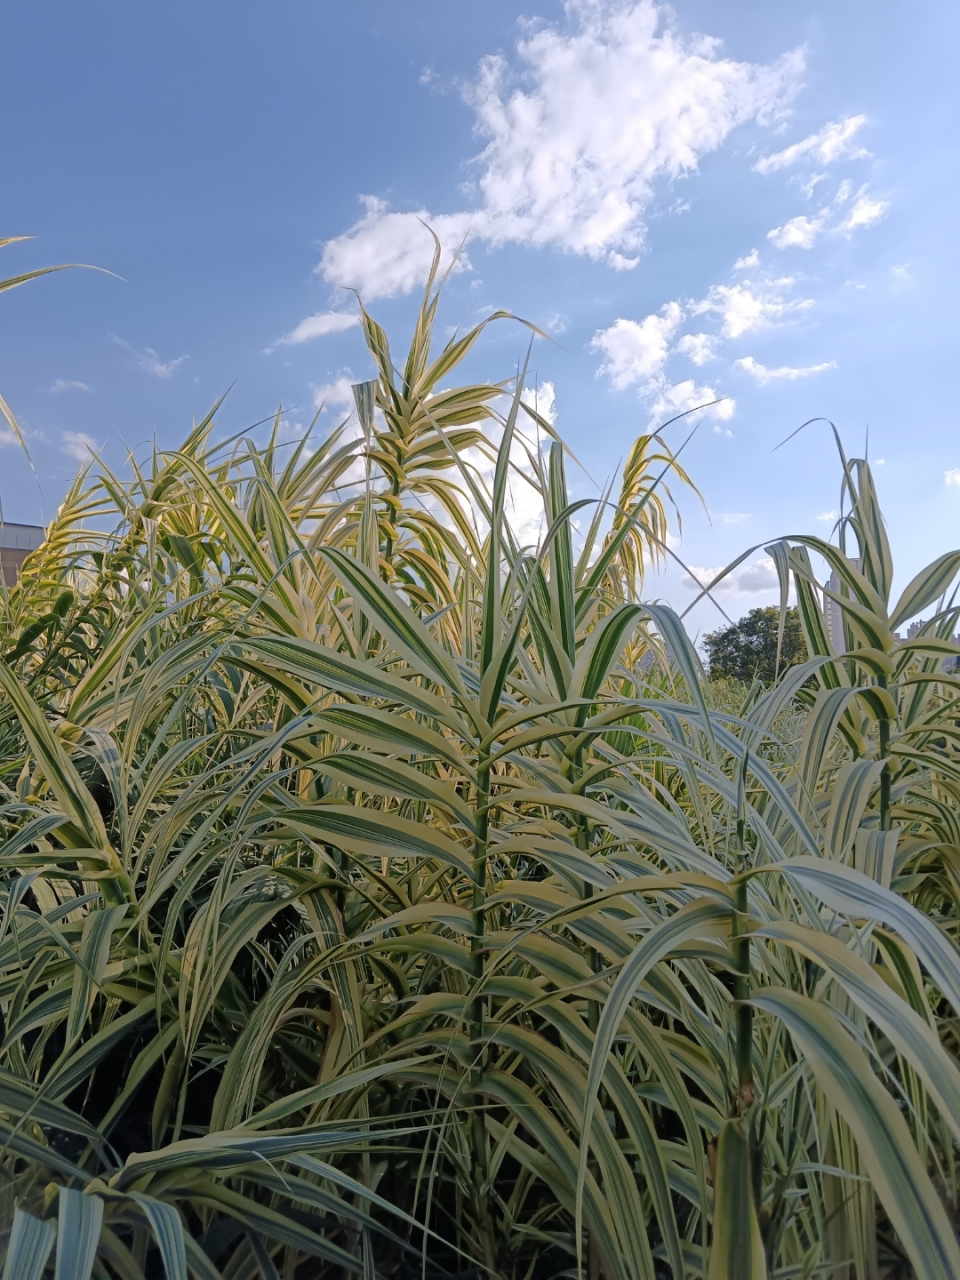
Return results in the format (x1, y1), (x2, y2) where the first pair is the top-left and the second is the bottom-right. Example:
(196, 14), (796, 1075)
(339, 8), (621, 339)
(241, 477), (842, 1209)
(2, 0), (958, 636)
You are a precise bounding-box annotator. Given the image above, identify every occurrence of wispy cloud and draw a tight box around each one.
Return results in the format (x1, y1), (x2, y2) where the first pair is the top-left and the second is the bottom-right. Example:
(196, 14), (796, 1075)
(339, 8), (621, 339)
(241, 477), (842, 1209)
(946, 469), (960, 487)
(766, 182), (887, 252)
(838, 190), (888, 234)
(692, 280), (814, 339)
(266, 310), (360, 353)
(62, 431), (100, 462)
(50, 379), (90, 394)
(735, 355), (836, 383)
(112, 335), (187, 378)
(318, 1), (803, 298)
(718, 511), (751, 525)
(733, 248), (759, 271)
(755, 114), (868, 174)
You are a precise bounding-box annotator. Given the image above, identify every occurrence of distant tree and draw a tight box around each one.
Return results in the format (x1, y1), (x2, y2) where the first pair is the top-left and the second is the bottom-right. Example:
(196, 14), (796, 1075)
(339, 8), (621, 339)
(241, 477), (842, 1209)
(702, 605), (807, 684)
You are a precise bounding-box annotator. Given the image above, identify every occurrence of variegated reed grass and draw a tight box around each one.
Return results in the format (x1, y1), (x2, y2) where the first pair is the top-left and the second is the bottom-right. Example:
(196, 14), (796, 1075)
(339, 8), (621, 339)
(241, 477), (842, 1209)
(2, 244), (960, 1280)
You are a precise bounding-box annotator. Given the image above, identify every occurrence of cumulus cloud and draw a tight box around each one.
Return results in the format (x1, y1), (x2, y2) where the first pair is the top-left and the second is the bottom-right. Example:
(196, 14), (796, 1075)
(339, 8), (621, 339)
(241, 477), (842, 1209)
(590, 302), (683, 389)
(675, 332), (718, 365)
(767, 213), (826, 250)
(735, 355), (836, 383)
(649, 379), (734, 424)
(62, 431), (100, 462)
(50, 379), (90, 394)
(692, 280), (813, 338)
(683, 555), (779, 594)
(112, 336), (187, 378)
(268, 311), (360, 352)
(755, 114), (868, 174)
(733, 248), (759, 270)
(318, 1), (803, 298)
(946, 469), (960, 487)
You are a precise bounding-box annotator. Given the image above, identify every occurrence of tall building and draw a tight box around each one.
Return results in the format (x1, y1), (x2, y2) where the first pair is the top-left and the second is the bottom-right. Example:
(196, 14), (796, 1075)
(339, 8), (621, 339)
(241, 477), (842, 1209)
(0, 523), (45, 587)
(824, 569), (845, 654)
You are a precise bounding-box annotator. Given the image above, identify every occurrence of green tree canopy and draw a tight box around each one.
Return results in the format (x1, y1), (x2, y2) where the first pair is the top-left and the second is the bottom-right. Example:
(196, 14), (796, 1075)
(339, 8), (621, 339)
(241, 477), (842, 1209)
(702, 604), (807, 683)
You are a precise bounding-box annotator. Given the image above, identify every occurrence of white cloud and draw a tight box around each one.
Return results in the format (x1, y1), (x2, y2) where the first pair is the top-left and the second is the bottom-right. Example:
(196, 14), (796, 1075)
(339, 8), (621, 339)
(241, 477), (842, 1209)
(693, 281), (813, 338)
(799, 173), (827, 199)
(521, 380), (557, 426)
(735, 355), (836, 383)
(62, 431), (100, 462)
(546, 313), (568, 333)
(591, 302), (683, 390)
(946, 468), (960, 487)
(755, 114), (868, 173)
(718, 511), (750, 524)
(838, 190), (888, 233)
(683, 555), (779, 594)
(649, 378), (734, 424)
(50, 379), (90, 394)
(733, 248), (759, 270)
(767, 213), (826, 250)
(817, 509), (838, 522)
(767, 183), (888, 250)
(318, 198), (475, 301)
(0, 428), (19, 447)
(312, 377), (358, 415)
(874, 458), (885, 466)
(268, 311), (360, 352)
(319, 1), (803, 298)
(112, 336), (187, 378)
(676, 332), (717, 365)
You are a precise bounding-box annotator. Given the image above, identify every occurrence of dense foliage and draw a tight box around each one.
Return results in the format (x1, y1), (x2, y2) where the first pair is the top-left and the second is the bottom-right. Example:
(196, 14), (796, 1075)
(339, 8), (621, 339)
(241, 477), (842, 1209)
(703, 606), (807, 684)
(3, 252), (960, 1280)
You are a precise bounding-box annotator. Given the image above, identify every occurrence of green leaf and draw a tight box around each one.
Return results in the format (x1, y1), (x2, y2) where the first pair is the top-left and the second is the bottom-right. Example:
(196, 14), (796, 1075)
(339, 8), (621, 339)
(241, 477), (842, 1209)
(890, 550), (960, 631)
(708, 1120), (767, 1280)
(775, 857), (960, 1014)
(55, 1189), (104, 1280)
(283, 804), (473, 876)
(754, 921), (960, 1150)
(128, 1195), (187, 1280)
(233, 636), (458, 726)
(576, 899), (732, 1246)
(2, 1206), (57, 1280)
(320, 546), (465, 695)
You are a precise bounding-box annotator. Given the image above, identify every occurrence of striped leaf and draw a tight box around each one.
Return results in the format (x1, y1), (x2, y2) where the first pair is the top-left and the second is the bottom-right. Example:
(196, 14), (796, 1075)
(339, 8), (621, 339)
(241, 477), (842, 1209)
(2, 1207), (57, 1280)
(751, 988), (960, 1280)
(54, 1190), (104, 1280)
(708, 1119), (767, 1280)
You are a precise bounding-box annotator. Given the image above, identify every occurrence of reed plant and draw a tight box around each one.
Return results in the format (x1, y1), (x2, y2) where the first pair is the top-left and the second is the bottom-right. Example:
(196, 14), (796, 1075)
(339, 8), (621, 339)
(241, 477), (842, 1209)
(2, 251), (960, 1280)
